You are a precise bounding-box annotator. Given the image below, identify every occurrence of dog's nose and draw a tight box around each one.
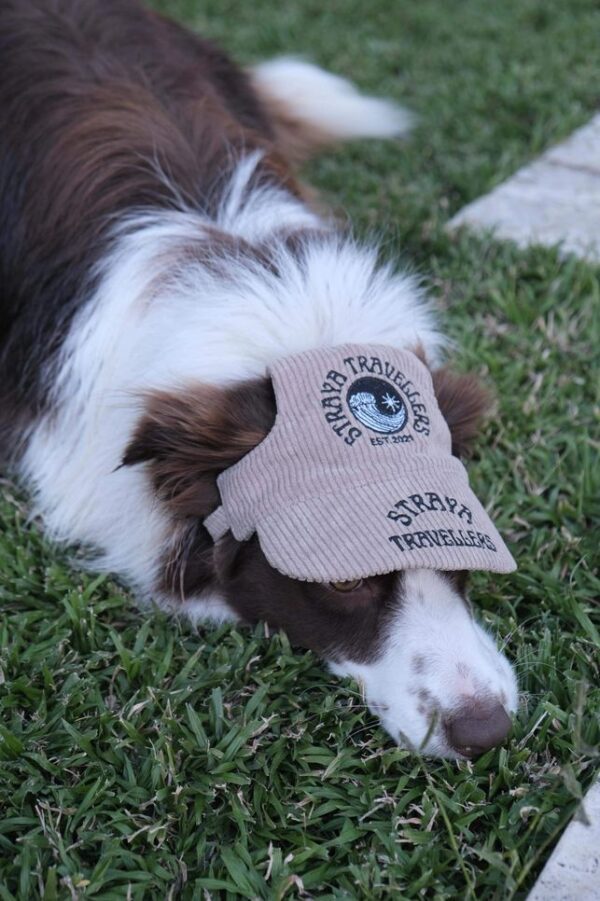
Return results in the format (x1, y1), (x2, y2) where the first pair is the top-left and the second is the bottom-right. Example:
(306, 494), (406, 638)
(445, 701), (512, 757)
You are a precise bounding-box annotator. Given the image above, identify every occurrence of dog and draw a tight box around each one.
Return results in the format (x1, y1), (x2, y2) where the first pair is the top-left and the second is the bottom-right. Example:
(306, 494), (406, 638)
(0, 0), (518, 758)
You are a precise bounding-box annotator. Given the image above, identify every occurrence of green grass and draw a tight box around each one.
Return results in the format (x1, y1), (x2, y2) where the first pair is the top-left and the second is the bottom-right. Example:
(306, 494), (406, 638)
(1, 0), (599, 897)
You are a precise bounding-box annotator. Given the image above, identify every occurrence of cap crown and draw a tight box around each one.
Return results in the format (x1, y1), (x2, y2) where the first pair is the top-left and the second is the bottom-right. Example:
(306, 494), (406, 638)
(204, 344), (516, 579)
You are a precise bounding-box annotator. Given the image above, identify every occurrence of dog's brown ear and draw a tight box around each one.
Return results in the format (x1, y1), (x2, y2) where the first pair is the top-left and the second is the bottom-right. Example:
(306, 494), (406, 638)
(431, 367), (491, 458)
(123, 378), (276, 516)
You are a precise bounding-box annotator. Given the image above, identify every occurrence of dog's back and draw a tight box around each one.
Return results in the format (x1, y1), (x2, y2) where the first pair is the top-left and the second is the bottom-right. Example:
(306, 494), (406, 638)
(0, 0), (410, 450)
(0, 0), (278, 442)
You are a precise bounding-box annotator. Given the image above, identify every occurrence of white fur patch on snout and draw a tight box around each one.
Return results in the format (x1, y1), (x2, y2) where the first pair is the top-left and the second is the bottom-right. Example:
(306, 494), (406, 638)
(330, 570), (518, 758)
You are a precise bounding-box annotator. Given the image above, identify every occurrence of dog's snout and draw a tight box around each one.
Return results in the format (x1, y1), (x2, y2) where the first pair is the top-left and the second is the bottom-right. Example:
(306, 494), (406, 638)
(445, 700), (512, 758)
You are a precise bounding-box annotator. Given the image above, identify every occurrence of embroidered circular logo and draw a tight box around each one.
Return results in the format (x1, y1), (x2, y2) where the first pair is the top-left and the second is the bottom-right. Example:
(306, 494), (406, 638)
(346, 377), (407, 434)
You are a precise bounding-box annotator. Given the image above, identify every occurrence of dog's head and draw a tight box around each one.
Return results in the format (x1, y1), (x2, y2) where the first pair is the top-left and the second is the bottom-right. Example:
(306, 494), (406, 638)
(123, 364), (517, 758)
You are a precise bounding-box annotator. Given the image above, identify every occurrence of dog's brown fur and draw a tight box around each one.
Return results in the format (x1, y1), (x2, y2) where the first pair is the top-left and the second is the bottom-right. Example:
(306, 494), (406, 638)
(0, 0), (306, 440)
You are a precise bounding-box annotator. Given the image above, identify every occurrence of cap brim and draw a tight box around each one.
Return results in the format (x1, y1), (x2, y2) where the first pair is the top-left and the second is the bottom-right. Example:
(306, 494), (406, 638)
(255, 460), (516, 582)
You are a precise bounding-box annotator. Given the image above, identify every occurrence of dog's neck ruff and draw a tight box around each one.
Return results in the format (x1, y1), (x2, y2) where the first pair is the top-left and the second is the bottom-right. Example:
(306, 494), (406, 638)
(204, 344), (516, 581)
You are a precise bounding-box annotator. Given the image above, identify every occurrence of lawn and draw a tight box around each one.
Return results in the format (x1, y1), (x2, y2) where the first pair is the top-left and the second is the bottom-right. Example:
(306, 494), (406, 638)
(1, 0), (599, 897)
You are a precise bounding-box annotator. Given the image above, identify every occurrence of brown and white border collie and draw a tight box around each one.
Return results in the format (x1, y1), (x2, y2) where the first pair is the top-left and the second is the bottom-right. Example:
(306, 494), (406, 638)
(0, 0), (517, 758)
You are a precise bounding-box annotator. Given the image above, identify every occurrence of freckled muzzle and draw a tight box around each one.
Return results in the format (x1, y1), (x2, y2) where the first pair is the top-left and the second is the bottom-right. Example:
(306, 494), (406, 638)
(204, 344), (517, 582)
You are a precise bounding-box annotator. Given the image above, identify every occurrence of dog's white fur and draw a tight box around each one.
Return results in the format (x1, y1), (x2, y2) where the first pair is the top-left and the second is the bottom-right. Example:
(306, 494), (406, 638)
(251, 58), (413, 141)
(20, 67), (516, 756)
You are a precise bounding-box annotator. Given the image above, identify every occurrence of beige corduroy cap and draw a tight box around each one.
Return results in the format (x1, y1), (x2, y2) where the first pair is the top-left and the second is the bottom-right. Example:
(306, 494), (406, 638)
(204, 344), (516, 581)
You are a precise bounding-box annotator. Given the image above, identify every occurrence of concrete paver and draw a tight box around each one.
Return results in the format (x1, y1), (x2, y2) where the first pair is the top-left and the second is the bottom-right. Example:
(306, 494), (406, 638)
(527, 780), (600, 901)
(448, 113), (600, 262)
